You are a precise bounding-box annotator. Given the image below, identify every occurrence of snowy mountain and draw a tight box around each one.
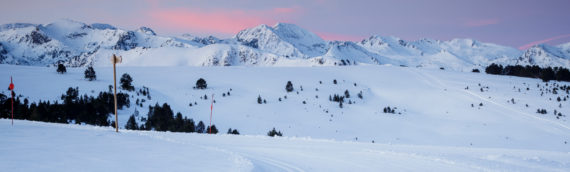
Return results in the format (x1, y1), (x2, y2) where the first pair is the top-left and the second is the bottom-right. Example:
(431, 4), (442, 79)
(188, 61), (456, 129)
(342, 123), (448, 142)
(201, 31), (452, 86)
(516, 44), (570, 67)
(235, 23), (327, 58)
(0, 20), (569, 70)
(0, 19), (192, 67)
(357, 36), (524, 70)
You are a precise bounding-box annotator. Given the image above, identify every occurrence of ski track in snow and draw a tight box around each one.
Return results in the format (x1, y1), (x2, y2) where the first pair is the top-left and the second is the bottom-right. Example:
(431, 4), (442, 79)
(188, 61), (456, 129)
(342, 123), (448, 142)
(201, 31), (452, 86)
(2, 119), (570, 171)
(135, 130), (303, 172)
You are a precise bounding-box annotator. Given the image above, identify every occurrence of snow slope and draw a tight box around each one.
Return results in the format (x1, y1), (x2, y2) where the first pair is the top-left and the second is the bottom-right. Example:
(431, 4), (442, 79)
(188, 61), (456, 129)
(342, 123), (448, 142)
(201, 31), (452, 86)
(2, 119), (569, 171)
(1, 20), (569, 70)
(1, 64), (570, 170)
(1, 64), (569, 150)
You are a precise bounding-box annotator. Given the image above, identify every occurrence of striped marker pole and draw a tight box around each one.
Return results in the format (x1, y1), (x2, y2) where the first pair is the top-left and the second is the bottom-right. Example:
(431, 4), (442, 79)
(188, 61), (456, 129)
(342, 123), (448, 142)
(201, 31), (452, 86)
(209, 94), (214, 134)
(9, 76), (14, 126)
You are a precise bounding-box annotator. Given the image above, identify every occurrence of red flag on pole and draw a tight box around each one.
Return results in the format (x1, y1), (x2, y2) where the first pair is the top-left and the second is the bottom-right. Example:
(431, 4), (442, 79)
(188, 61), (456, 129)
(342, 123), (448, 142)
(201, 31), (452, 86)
(209, 94), (214, 134)
(9, 76), (14, 126)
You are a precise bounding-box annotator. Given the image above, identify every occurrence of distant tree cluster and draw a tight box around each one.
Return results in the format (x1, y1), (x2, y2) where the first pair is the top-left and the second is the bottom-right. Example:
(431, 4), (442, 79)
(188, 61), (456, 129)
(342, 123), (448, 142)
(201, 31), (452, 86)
(267, 128), (283, 137)
(140, 103), (198, 132)
(329, 94), (345, 103)
(125, 103), (231, 134)
(536, 109), (547, 114)
(383, 106), (396, 114)
(207, 125), (219, 134)
(227, 128), (240, 135)
(257, 95), (266, 104)
(485, 63), (570, 82)
(329, 93), (346, 108)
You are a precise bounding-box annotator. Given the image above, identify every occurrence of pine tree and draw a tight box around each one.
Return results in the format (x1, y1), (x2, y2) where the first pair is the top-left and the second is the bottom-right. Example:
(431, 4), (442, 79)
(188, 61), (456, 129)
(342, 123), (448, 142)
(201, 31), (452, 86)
(182, 117), (196, 133)
(125, 115), (139, 130)
(57, 64), (66, 74)
(195, 78), (207, 89)
(207, 125), (218, 134)
(196, 121), (206, 133)
(84, 66), (96, 81)
(120, 73), (134, 91)
(285, 81), (294, 92)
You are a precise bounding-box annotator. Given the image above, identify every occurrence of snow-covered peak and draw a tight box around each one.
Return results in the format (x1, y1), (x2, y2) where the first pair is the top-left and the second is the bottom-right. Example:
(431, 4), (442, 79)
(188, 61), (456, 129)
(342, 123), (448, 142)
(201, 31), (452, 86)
(530, 44), (566, 59)
(235, 23), (327, 57)
(320, 41), (381, 65)
(40, 19), (90, 39)
(516, 44), (570, 67)
(90, 23), (117, 30)
(361, 35), (403, 44)
(272, 22), (326, 49)
(360, 35), (420, 57)
(42, 19), (88, 31)
(178, 34), (221, 46)
(360, 35), (413, 50)
(137, 27), (156, 36)
(446, 38), (481, 47)
(359, 35), (387, 47)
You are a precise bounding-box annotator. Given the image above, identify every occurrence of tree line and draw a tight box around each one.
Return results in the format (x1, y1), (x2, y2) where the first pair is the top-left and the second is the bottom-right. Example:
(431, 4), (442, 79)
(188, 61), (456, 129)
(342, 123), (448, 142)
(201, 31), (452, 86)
(0, 87), (240, 135)
(485, 63), (570, 82)
(127, 103), (221, 134)
(0, 87), (129, 126)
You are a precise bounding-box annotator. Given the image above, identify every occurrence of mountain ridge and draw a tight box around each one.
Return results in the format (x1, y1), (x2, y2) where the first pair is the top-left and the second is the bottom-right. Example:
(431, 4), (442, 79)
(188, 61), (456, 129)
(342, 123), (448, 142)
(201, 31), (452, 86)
(0, 19), (568, 71)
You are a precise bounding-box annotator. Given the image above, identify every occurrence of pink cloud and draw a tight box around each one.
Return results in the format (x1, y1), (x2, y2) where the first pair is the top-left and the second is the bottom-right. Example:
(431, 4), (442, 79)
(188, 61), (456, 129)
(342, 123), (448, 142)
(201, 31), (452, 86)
(148, 7), (301, 35)
(518, 34), (570, 50)
(273, 7), (297, 14)
(315, 32), (364, 41)
(464, 19), (500, 27)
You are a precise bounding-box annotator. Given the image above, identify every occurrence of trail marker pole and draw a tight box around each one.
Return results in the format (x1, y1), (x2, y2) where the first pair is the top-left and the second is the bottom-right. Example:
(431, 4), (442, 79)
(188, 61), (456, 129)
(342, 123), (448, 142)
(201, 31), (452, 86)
(209, 94), (214, 134)
(111, 54), (122, 132)
(9, 76), (14, 126)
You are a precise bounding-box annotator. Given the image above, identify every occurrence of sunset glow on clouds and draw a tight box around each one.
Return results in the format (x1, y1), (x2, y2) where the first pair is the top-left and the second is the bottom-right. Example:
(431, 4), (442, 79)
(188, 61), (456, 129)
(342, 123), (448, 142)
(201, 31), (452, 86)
(1, 0), (569, 48)
(148, 7), (301, 35)
(518, 34), (570, 50)
(464, 19), (500, 27)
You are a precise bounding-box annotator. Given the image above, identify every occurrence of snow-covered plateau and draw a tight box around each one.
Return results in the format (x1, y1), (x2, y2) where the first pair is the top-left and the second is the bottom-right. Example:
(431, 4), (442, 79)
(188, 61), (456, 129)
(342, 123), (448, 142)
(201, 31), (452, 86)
(1, 64), (569, 171)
